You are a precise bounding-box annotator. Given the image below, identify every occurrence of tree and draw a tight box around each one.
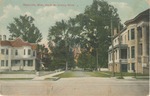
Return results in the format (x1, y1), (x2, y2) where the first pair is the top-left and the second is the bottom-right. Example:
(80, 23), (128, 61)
(47, 0), (123, 70)
(77, 0), (123, 69)
(48, 17), (82, 70)
(7, 15), (42, 43)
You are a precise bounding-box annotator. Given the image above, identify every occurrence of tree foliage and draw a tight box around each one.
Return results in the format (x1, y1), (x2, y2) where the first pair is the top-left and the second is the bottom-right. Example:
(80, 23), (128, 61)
(76, 0), (123, 68)
(47, 0), (123, 70)
(48, 19), (78, 69)
(7, 15), (42, 43)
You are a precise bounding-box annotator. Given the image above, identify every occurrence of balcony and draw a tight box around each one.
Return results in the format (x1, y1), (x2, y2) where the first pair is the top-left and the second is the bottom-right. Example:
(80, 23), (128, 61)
(108, 44), (128, 51)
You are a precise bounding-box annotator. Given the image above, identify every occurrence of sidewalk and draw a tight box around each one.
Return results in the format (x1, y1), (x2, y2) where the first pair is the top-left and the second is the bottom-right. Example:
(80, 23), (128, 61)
(32, 71), (65, 80)
(110, 76), (149, 80)
(0, 74), (36, 78)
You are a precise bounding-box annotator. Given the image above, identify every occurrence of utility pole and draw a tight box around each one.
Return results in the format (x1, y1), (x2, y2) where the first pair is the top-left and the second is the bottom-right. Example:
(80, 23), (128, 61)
(96, 48), (99, 71)
(111, 19), (115, 77)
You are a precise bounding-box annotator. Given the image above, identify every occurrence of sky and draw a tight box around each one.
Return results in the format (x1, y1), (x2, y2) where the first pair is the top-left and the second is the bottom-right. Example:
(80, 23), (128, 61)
(0, 0), (149, 46)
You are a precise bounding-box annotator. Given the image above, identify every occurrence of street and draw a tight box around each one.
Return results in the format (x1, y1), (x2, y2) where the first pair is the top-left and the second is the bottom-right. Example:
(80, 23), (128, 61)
(0, 72), (149, 96)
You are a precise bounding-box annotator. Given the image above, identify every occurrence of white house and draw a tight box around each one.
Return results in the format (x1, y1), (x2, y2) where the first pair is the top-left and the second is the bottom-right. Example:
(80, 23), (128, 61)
(0, 37), (37, 71)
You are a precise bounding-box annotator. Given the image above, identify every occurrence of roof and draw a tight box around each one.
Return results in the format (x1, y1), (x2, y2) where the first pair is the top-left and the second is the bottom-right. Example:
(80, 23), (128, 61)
(0, 38), (37, 50)
(113, 8), (149, 40)
(124, 8), (149, 25)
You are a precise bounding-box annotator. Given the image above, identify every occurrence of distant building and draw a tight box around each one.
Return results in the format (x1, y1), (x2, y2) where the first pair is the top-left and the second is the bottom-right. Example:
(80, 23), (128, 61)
(0, 37), (37, 71)
(108, 9), (149, 74)
(72, 44), (81, 64)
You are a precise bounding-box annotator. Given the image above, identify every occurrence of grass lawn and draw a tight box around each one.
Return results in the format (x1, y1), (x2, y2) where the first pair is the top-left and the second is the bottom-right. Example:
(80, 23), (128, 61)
(54, 71), (75, 78)
(86, 72), (111, 77)
(54, 71), (149, 78)
(54, 71), (112, 78)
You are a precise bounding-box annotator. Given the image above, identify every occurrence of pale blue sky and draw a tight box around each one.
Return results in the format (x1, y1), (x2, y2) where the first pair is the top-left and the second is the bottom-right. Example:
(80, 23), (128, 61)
(0, 0), (149, 45)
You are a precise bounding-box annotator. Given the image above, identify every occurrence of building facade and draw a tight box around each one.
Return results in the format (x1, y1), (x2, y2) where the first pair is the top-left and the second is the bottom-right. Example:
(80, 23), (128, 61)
(108, 9), (149, 74)
(0, 37), (37, 71)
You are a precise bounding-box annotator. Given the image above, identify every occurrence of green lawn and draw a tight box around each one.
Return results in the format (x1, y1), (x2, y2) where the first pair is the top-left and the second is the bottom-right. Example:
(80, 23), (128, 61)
(54, 71), (75, 78)
(86, 72), (111, 77)
(54, 71), (111, 78)
(54, 71), (149, 78)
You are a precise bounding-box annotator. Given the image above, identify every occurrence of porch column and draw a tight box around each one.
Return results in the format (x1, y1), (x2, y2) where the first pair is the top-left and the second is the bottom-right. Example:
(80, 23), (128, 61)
(8, 48), (12, 71)
(135, 27), (139, 73)
(142, 25), (148, 73)
(142, 26), (148, 56)
(32, 59), (35, 70)
(19, 60), (23, 70)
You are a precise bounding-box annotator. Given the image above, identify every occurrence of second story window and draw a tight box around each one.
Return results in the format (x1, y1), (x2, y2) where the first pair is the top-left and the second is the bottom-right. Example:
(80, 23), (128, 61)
(128, 30), (130, 40)
(138, 27), (142, 38)
(24, 49), (26, 55)
(0, 35), (2, 40)
(131, 29), (135, 40)
(33, 51), (36, 56)
(28, 49), (31, 55)
(3, 35), (6, 40)
(15, 50), (18, 55)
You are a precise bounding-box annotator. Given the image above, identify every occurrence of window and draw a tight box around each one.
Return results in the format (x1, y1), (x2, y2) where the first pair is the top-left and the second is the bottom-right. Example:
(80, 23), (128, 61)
(6, 60), (8, 66)
(139, 44), (142, 55)
(121, 49), (127, 59)
(131, 29), (135, 40)
(128, 30), (130, 40)
(3, 35), (6, 40)
(146, 27), (149, 55)
(11, 60), (20, 66)
(6, 49), (9, 55)
(33, 51), (36, 56)
(1, 49), (5, 54)
(28, 60), (33, 66)
(23, 60), (26, 66)
(15, 50), (18, 55)
(24, 49), (25, 55)
(131, 46), (135, 58)
(0, 35), (2, 40)
(132, 63), (135, 71)
(128, 47), (130, 58)
(28, 49), (31, 55)
(1, 60), (4, 66)
(138, 27), (142, 38)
